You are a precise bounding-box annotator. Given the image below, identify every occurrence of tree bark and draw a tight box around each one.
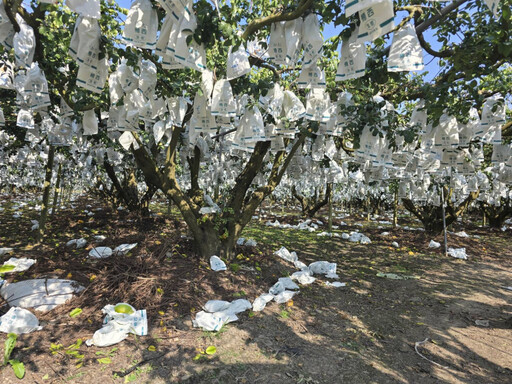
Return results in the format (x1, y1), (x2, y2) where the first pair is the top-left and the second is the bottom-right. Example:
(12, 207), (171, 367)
(36, 145), (55, 242)
(402, 188), (479, 235)
(50, 163), (62, 220)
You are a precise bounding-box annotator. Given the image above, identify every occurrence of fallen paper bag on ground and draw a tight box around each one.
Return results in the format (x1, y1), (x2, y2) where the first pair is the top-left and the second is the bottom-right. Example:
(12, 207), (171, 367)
(274, 290), (297, 304)
(0, 307), (42, 334)
(193, 299), (252, 331)
(2, 257), (36, 272)
(113, 243), (137, 255)
(0, 248), (14, 256)
(291, 270), (316, 285)
(87, 303), (147, 347)
(210, 255), (227, 271)
(89, 247), (113, 258)
(429, 240), (441, 249)
(0, 279), (84, 311)
(274, 247), (298, 263)
(448, 247), (468, 260)
(252, 293), (274, 312)
(66, 238), (87, 249)
(325, 281), (346, 288)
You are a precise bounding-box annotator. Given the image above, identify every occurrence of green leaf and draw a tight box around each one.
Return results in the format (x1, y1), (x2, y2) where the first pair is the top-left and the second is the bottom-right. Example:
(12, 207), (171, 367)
(69, 308), (82, 318)
(0, 265), (15, 273)
(97, 357), (111, 364)
(9, 360), (25, 379)
(4, 333), (17, 365)
(124, 373), (138, 383)
(205, 346), (216, 355)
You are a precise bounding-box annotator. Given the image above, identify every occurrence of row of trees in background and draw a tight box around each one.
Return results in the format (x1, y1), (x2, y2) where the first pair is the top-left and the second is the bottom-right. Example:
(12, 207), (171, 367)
(0, 0), (510, 258)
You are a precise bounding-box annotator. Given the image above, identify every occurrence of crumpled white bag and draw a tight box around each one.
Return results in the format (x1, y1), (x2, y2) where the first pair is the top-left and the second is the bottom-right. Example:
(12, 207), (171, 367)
(123, 0), (158, 49)
(259, 83), (283, 119)
(252, 293), (274, 312)
(87, 304), (148, 347)
(66, 238), (87, 249)
(274, 246), (298, 263)
(268, 21), (287, 64)
(388, 23), (423, 72)
(83, 109), (98, 135)
(113, 243), (137, 255)
(305, 88), (331, 122)
(89, 246), (113, 258)
(210, 255), (227, 271)
(297, 63), (326, 89)
(357, 0), (395, 42)
(226, 45), (251, 80)
(282, 90), (306, 121)
(70, 16), (101, 68)
(301, 14), (323, 68)
(16, 108), (35, 129)
(193, 299), (252, 331)
(13, 15), (35, 68)
(447, 247), (468, 260)
(211, 79), (236, 117)
(169, 11), (207, 72)
(2, 257), (36, 273)
(66, 0), (101, 19)
(479, 94), (505, 145)
(336, 28), (366, 81)
(118, 131), (138, 150)
(0, 279), (84, 311)
(0, 307), (42, 334)
(284, 18), (302, 65)
(308, 261), (337, 276)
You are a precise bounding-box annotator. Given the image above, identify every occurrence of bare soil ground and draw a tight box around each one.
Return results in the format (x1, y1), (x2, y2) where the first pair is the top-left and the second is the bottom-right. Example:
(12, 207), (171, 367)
(0, 194), (511, 383)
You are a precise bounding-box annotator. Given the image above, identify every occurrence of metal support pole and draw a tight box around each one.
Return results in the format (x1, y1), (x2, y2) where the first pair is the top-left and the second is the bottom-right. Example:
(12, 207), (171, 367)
(441, 186), (448, 257)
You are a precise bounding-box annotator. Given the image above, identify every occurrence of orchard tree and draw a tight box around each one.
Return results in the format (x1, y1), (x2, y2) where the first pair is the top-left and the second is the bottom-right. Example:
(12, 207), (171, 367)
(0, 0), (510, 258)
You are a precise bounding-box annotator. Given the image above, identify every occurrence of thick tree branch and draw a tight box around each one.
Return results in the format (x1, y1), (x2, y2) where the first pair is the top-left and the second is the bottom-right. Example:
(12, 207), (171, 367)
(415, 0), (469, 35)
(241, 0), (314, 40)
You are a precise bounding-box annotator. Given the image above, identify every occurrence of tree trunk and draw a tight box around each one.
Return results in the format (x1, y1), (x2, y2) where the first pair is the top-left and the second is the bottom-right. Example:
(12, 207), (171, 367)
(50, 163), (62, 220)
(481, 201), (512, 229)
(292, 183), (331, 218)
(402, 189), (479, 236)
(36, 145), (55, 242)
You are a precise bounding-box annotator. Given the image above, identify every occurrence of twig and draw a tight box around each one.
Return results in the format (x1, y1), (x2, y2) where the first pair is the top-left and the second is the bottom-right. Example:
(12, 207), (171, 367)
(113, 352), (165, 378)
(414, 338), (449, 369)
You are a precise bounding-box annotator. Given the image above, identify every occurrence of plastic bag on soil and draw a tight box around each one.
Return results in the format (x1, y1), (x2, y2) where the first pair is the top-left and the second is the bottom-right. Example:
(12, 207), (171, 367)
(193, 299), (252, 331)
(87, 304), (147, 347)
(291, 270), (316, 285)
(274, 247), (298, 263)
(66, 238), (87, 249)
(0, 247), (13, 256)
(89, 247), (113, 259)
(113, 243), (137, 255)
(210, 255), (227, 271)
(2, 257), (36, 273)
(274, 290), (297, 304)
(308, 261), (337, 276)
(428, 240), (441, 249)
(203, 300), (231, 313)
(252, 293), (274, 312)
(325, 282), (346, 288)
(448, 248), (468, 260)
(0, 279), (84, 311)
(0, 307), (41, 334)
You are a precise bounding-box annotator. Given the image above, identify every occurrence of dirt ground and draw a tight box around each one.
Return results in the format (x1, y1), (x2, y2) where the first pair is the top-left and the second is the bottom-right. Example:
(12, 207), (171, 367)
(0, 194), (511, 383)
